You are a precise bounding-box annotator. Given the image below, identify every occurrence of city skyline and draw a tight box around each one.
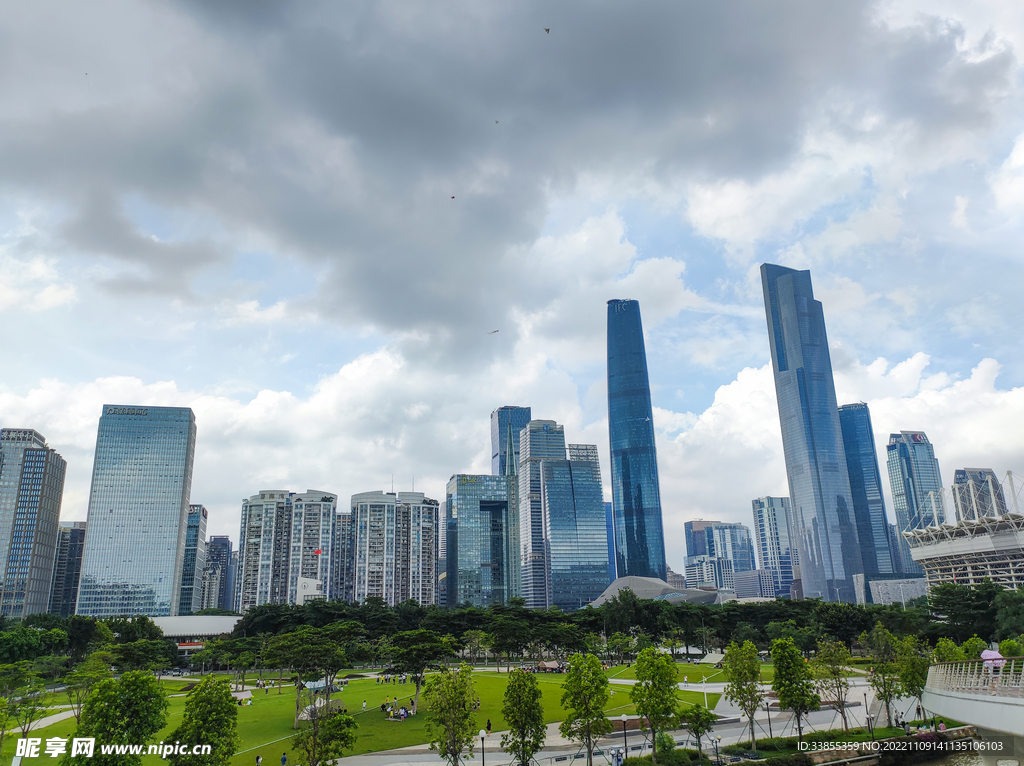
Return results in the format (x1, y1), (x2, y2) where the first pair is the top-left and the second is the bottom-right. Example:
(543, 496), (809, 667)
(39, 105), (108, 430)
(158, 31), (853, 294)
(2, 3), (1024, 578)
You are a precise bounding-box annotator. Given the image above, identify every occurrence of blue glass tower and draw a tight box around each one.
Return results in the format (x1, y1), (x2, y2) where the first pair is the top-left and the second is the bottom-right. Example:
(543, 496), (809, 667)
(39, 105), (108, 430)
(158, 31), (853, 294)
(491, 406), (532, 476)
(607, 299), (666, 581)
(886, 431), (944, 573)
(77, 405), (197, 617)
(761, 265), (863, 602)
(838, 403), (894, 575)
(177, 504), (208, 615)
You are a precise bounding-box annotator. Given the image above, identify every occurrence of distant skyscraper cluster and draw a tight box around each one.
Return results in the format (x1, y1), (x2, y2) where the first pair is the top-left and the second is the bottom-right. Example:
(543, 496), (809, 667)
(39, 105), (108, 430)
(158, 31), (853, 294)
(757, 262), (1019, 602)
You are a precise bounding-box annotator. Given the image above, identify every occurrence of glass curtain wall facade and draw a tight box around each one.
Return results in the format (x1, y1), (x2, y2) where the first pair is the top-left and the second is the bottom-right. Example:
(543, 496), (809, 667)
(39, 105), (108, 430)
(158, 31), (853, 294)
(751, 497), (797, 598)
(518, 421), (566, 609)
(684, 520), (719, 558)
(77, 406), (196, 617)
(491, 406), (532, 477)
(952, 468), (1008, 521)
(761, 265), (863, 602)
(204, 535), (233, 611)
(838, 403), (894, 575)
(606, 299), (666, 580)
(446, 474), (513, 608)
(0, 429), (66, 618)
(177, 504), (208, 615)
(705, 523), (757, 573)
(50, 521), (87, 617)
(540, 446), (610, 611)
(886, 431), (944, 574)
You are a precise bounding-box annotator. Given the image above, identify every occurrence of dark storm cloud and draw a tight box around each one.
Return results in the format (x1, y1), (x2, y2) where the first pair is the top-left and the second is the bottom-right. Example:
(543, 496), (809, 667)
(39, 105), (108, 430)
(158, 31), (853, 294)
(0, 1), (1014, 354)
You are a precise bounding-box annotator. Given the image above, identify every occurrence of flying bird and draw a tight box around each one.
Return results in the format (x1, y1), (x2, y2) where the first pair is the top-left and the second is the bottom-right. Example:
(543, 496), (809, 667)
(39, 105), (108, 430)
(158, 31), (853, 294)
(488, 330), (500, 334)
(451, 196), (455, 199)
(544, 28), (550, 33)
(495, 120), (499, 124)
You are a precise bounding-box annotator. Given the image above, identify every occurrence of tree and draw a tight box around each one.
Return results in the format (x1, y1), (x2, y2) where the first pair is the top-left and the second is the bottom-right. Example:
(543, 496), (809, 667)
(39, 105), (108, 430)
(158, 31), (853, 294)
(387, 629), (455, 713)
(167, 675), (239, 766)
(630, 647), (679, 764)
(501, 668), (545, 766)
(771, 638), (818, 743)
(463, 629), (488, 665)
(490, 617), (529, 672)
(292, 711), (357, 766)
(11, 671), (47, 737)
(64, 670), (168, 766)
(895, 635), (930, 717)
(932, 638), (965, 663)
(812, 640), (850, 732)
(266, 626), (347, 729)
(607, 632), (633, 665)
(423, 663), (477, 766)
(998, 638), (1024, 657)
(859, 623), (899, 728)
(995, 589), (1024, 640)
(961, 635), (987, 659)
(723, 640), (765, 754)
(65, 651), (114, 723)
(559, 653), (612, 766)
(0, 696), (11, 760)
(680, 704), (716, 761)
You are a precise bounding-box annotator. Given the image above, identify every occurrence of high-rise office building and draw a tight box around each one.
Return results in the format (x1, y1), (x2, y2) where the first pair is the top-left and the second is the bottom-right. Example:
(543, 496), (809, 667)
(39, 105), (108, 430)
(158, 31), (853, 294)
(685, 555), (734, 591)
(50, 521), (87, 617)
(838, 403), (894, 575)
(604, 502), (616, 583)
(351, 491), (437, 607)
(199, 564), (223, 611)
(704, 522), (757, 573)
(177, 505), (208, 615)
(491, 406), (532, 477)
(205, 535), (234, 611)
(236, 490), (295, 612)
(761, 264), (864, 602)
(333, 509), (355, 602)
(77, 406), (196, 617)
(886, 523), (904, 575)
(683, 520), (720, 558)
(952, 469), (1008, 521)
(541, 445), (610, 611)
(886, 431), (944, 573)
(751, 497), (798, 599)
(607, 299), (667, 580)
(446, 474), (515, 608)
(0, 429), (67, 618)
(518, 420), (567, 609)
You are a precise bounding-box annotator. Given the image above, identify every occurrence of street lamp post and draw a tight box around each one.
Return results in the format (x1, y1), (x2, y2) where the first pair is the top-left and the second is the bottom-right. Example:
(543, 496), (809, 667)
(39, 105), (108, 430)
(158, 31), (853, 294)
(621, 713), (628, 756)
(714, 735), (722, 765)
(479, 729), (487, 766)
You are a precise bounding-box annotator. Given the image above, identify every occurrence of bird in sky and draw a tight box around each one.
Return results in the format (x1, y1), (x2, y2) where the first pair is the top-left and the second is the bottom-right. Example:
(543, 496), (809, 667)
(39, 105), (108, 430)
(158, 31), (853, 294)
(488, 330), (499, 334)
(451, 196), (455, 199)
(545, 28), (550, 33)
(495, 120), (499, 124)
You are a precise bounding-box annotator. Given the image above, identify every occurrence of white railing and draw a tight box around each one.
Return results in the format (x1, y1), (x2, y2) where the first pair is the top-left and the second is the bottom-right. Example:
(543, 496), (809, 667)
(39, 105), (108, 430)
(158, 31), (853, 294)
(927, 658), (1024, 698)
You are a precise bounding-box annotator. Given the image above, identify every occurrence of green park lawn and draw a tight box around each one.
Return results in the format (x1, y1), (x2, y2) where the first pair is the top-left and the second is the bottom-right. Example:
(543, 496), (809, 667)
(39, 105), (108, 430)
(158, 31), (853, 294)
(607, 661), (774, 684)
(3, 669), (721, 766)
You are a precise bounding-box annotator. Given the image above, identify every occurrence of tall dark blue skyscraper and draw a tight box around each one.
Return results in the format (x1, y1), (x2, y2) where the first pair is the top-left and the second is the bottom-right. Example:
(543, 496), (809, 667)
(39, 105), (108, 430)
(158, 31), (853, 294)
(838, 403), (893, 575)
(761, 265), (863, 602)
(607, 299), (666, 581)
(490, 406), (532, 476)
(886, 430), (944, 573)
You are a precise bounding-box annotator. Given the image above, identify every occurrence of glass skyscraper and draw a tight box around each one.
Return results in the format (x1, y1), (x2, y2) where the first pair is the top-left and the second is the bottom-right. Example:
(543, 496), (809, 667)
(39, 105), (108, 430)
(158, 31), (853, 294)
(751, 496), (797, 598)
(518, 420), (567, 609)
(0, 429), (67, 618)
(77, 405), (197, 617)
(204, 535), (234, 611)
(761, 264), (863, 602)
(540, 445), (610, 611)
(491, 406), (532, 477)
(886, 431), (944, 573)
(838, 403), (894, 575)
(952, 468), (1008, 521)
(446, 474), (515, 608)
(606, 299), (666, 581)
(683, 520), (720, 558)
(177, 504), (208, 615)
(50, 521), (87, 617)
(704, 523), (757, 573)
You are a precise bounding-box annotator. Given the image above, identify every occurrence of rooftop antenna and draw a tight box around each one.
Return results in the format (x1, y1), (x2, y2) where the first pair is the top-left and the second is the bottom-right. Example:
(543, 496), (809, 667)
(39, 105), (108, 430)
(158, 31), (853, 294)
(412, 475), (415, 492)
(391, 473), (394, 494)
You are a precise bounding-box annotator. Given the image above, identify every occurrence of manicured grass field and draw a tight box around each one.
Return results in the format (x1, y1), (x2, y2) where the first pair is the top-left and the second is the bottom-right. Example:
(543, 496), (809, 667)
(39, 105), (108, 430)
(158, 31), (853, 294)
(606, 661), (774, 684)
(2, 668), (722, 765)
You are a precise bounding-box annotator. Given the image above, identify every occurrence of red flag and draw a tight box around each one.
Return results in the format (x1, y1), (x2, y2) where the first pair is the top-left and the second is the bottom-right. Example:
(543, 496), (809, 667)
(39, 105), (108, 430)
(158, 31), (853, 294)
(314, 549), (322, 555)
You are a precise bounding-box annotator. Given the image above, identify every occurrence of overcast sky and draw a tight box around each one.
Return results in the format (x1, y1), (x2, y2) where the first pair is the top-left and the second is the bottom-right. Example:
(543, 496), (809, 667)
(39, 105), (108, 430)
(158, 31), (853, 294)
(2, 1), (1023, 572)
